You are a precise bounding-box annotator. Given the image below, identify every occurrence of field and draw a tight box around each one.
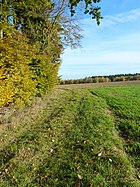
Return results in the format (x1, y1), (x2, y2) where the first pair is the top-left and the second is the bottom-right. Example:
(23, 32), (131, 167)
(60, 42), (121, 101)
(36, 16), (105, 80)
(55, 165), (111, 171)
(0, 82), (140, 186)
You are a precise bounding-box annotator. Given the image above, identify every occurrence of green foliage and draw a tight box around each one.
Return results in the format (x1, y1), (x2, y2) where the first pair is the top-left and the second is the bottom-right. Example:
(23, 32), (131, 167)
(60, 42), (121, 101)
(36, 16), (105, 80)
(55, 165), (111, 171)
(30, 56), (59, 95)
(69, 0), (103, 24)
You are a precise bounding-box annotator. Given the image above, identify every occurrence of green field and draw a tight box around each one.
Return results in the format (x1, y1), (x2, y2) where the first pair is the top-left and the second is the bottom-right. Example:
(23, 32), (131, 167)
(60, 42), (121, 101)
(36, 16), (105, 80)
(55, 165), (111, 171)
(0, 85), (140, 186)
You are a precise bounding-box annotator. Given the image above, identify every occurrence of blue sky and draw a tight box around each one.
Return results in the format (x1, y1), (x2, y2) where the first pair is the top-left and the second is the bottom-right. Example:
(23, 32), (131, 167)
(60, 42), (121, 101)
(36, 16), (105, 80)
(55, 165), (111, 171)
(59, 0), (140, 79)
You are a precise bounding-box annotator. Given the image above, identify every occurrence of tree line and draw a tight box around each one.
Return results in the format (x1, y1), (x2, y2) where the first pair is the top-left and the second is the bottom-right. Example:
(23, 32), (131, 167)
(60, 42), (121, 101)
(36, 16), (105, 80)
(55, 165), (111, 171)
(60, 73), (140, 85)
(0, 0), (102, 108)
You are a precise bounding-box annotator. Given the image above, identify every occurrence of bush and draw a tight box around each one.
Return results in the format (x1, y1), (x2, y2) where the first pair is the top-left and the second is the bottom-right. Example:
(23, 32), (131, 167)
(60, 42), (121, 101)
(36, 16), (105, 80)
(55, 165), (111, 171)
(0, 34), (37, 108)
(30, 56), (60, 95)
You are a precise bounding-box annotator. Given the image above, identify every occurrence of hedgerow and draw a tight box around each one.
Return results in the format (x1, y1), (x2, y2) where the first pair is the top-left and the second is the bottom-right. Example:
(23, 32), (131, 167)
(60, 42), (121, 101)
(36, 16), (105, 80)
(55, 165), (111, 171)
(0, 34), (37, 107)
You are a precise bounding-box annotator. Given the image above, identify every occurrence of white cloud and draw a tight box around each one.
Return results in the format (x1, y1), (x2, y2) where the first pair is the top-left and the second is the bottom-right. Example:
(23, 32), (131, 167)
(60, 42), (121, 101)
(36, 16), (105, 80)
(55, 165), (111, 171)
(62, 51), (140, 65)
(105, 8), (140, 24)
(83, 8), (140, 28)
(59, 8), (140, 79)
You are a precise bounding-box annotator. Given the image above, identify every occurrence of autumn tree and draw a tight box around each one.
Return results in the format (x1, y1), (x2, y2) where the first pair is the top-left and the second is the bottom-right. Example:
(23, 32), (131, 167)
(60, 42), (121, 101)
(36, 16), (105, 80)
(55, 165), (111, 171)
(0, 0), (84, 107)
(11, 0), (83, 94)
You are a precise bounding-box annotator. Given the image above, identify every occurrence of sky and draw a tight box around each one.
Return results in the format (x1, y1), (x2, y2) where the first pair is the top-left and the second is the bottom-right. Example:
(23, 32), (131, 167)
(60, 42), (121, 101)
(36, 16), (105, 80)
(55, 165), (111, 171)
(58, 0), (140, 79)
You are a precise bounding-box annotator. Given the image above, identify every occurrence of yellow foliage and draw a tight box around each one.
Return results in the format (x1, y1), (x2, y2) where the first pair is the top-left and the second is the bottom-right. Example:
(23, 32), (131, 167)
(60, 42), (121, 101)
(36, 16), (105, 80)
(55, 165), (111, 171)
(0, 33), (37, 108)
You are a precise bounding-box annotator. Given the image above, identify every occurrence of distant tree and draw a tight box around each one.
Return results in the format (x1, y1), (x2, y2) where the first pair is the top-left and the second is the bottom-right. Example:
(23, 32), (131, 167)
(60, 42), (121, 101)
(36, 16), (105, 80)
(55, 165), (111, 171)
(105, 77), (110, 82)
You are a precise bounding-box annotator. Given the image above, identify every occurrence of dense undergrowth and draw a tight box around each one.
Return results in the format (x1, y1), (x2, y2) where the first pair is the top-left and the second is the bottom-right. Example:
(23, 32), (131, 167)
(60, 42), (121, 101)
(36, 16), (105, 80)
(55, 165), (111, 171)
(0, 85), (140, 186)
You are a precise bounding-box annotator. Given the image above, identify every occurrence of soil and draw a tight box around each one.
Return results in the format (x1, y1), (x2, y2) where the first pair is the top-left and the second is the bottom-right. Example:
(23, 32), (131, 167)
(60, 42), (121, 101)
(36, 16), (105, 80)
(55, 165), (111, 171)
(56, 80), (140, 88)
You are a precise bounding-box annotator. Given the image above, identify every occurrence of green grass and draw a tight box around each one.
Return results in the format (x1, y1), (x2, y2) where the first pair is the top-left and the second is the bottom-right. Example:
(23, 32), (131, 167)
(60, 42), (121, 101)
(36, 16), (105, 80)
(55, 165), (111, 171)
(89, 86), (140, 170)
(0, 85), (140, 186)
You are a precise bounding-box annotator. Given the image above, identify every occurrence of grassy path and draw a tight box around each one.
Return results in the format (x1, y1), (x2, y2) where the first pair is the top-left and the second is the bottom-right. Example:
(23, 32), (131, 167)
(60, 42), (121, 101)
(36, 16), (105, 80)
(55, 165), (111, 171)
(0, 86), (140, 186)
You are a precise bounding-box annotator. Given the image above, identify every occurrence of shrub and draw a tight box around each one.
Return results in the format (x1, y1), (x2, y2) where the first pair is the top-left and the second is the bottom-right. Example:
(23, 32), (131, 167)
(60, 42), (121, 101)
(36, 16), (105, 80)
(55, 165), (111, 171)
(0, 33), (37, 107)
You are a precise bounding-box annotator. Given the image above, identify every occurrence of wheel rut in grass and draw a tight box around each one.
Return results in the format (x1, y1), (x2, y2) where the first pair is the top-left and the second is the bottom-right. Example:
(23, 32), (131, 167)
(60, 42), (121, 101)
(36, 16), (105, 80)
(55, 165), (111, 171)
(89, 86), (140, 182)
(0, 87), (140, 186)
